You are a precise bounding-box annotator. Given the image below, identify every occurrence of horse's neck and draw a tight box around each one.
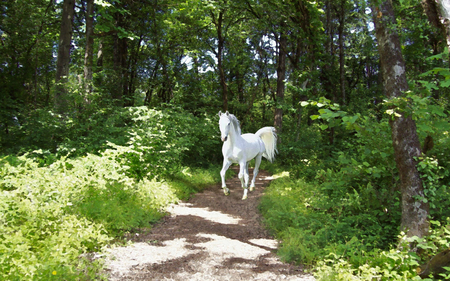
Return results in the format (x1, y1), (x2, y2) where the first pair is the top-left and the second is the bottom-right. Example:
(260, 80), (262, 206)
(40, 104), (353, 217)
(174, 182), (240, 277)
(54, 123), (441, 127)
(228, 124), (242, 145)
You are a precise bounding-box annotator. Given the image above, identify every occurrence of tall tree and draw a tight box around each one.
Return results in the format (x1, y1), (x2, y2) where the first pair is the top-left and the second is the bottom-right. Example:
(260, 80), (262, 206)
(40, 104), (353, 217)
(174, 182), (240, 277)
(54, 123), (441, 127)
(211, 7), (229, 111)
(372, 0), (429, 239)
(54, 0), (75, 114)
(84, 0), (95, 94)
(274, 28), (286, 134)
(338, 0), (347, 105)
(422, 0), (450, 65)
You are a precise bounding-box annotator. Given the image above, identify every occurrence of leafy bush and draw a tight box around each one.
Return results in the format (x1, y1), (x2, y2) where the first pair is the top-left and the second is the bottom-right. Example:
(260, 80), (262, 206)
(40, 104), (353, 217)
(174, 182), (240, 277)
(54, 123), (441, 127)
(260, 94), (450, 280)
(314, 220), (450, 281)
(103, 106), (222, 180)
(0, 141), (224, 280)
(260, 174), (398, 265)
(0, 155), (112, 280)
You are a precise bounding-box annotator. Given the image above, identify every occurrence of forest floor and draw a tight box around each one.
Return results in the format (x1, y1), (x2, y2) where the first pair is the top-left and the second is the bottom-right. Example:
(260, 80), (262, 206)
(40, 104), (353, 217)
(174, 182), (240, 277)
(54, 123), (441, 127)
(105, 166), (315, 281)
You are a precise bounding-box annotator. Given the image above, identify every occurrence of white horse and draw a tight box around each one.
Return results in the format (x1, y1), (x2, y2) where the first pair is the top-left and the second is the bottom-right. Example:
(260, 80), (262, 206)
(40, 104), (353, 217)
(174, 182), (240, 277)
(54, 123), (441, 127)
(218, 111), (277, 200)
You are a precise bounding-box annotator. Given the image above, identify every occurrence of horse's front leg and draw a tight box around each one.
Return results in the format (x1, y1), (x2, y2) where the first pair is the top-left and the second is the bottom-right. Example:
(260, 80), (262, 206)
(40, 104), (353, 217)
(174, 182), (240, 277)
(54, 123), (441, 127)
(250, 154), (262, 192)
(220, 159), (232, 195)
(239, 161), (249, 200)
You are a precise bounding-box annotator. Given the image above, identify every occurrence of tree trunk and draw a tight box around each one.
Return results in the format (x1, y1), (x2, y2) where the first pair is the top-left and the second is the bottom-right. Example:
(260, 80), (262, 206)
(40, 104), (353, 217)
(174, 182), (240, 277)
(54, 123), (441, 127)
(338, 0), (346, 105)
(54, 0), (75, 114)
(215, 10), (228, 112)
(372, 0), (429, 238)
(112, 11), (128, 105)
(274, 29), (286, 135)
(127, 36), (143, 107)
(84, 0), (94, 94)
(422, 0), (450, 66)
(97, 40), (103, 68)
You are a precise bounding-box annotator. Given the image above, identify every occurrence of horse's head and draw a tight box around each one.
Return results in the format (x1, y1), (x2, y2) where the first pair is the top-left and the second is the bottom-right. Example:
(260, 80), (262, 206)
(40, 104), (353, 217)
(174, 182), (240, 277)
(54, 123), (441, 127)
(218, 111), (230, 142)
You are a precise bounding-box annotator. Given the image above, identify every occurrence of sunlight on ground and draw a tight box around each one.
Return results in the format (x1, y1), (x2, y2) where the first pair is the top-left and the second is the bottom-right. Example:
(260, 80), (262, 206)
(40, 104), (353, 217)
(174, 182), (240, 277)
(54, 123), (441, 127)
(107, 238), (196, 275)
(107, 234), (278, 277)
(249, 238), (278, 249)
(107, 199), (316, 280)
(268, 171), (290, 180)
(196, 233), (271, 260)
(169, 203), (242, 225)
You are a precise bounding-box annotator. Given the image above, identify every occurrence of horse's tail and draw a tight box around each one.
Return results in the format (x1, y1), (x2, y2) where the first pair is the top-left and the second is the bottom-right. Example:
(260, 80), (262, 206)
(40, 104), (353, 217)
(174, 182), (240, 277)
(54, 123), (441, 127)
(255, 127), (278, 163)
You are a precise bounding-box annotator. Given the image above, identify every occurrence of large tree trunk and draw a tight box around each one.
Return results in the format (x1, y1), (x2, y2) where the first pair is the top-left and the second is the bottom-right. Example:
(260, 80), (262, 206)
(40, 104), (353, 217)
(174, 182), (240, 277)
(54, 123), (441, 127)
(54, 0), (75, 114)
(274, 29), (286, 135)
(215, 10), (229, 112)
(372, 0), (429, 238)
(422, 0), (450, 65)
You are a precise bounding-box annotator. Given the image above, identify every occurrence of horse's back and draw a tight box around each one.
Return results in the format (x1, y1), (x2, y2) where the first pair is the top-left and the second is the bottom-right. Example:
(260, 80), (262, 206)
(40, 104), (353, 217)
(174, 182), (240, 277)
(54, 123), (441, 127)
(241, 133), (265, 154)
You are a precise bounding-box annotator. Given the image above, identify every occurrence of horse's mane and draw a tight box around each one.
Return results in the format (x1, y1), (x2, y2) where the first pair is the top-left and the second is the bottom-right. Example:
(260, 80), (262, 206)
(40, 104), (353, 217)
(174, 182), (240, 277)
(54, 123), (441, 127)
(227, 114), (242, 135)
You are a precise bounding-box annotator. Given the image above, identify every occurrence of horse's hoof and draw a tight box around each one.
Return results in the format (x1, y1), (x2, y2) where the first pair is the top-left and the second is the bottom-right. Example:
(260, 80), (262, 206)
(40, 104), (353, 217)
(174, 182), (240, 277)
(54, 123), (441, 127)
(249, 185), (255, 192)
(242, 195), (247, 200)
(223, 188), (230, 196)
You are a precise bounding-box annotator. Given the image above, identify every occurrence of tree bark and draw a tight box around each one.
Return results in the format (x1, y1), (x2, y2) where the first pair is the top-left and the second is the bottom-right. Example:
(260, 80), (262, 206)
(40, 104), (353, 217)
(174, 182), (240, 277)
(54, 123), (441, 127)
(372, 0), (429, 238)
(215, 10), (229, 112)
(84, 0), (94, 94)
(54, 0), (75, 114)
(338, 0), (346, 105)
(274, 29), (286, 135)
(112, 10), (129, 105)
(422, 0), (450, 65)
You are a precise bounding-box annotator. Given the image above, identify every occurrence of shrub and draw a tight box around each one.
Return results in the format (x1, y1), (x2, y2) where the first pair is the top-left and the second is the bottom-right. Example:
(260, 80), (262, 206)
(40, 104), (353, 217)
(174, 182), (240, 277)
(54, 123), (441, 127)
(0, 155), (112, 280)
(0, 145), (225, 280)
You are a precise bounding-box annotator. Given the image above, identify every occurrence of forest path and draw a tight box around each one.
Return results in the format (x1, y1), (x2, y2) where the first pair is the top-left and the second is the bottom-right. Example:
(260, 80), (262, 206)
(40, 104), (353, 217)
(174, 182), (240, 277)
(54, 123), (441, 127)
(105, 167), (315, 280)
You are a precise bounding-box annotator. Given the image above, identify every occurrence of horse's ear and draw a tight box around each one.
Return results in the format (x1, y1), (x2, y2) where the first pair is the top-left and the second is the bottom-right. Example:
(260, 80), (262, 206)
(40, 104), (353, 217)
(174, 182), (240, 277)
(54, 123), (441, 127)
(218, 111), (222, 117)
(225, 111), (229, 116)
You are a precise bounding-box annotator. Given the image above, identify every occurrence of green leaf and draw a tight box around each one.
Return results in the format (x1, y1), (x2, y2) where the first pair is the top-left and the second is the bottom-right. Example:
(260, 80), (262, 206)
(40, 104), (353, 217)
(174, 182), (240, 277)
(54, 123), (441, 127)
(319, 124), (328, 130)
(440, 79), (450, 88)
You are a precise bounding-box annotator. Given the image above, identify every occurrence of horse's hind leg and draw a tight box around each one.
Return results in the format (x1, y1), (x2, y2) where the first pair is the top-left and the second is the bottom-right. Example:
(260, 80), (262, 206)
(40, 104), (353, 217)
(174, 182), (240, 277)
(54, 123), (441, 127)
(250, 154), (262, 192)
(244, 161), (250, 188)
(220, 159), (232, 195)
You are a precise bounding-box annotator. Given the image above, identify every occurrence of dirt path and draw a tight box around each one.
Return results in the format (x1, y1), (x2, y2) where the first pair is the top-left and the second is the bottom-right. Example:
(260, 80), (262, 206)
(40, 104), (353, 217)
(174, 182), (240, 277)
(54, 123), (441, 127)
(105, 167), (315, 280)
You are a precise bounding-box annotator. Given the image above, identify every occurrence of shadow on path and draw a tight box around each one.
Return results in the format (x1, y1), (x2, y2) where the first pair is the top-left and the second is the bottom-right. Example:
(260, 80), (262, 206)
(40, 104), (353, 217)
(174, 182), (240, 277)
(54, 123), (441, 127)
(106, 166), (315, 281)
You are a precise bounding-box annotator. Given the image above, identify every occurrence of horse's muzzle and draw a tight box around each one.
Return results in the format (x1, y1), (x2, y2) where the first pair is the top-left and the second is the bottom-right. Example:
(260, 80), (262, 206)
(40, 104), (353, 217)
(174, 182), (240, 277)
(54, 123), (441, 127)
(221, 136), (228, 142)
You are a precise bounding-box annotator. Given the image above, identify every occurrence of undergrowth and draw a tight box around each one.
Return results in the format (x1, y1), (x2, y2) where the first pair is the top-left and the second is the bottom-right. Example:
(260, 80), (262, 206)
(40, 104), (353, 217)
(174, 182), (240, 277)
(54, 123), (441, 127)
(0, 107), (226, 281)
(260, 96), (450, 280)
(0, 152), (223, 280)
(261, 173), (450, 280)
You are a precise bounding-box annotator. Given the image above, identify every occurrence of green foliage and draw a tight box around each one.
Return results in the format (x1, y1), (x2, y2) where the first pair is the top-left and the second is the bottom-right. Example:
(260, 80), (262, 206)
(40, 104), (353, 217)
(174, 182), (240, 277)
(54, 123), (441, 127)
(416, 156), (450, 218)
(301, 97), (356, 131)
(314, 220), (450, 281)
(261, 173), (450, 280)
(0, 107), (225, 280)
(0, 150), (223, 280)
(260, 173), (398, 265)
(103, 106), (221, 180)
(0, 155), (112, 280)
(277, 126), (324, 180)
(168, 166), (229, 200)
(418, 50), (450, 93)
(2, 104), (131, 156)
(262, 91), (450, 279)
